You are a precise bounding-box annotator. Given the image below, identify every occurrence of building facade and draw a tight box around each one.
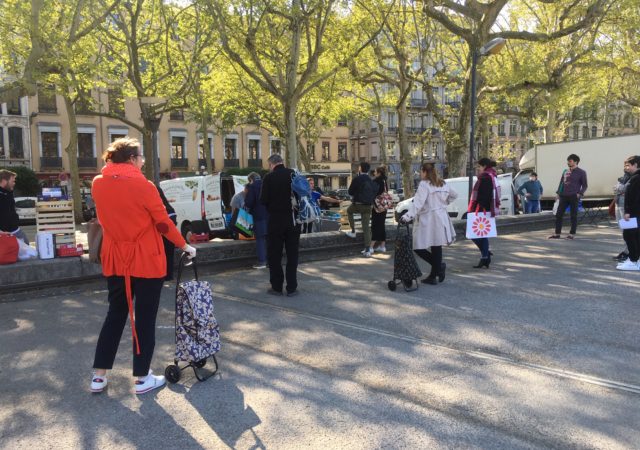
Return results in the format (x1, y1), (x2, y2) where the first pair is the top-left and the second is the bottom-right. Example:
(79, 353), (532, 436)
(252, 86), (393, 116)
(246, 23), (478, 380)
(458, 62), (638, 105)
(0, 96), (32, 170)
(5, 87), (350, 189)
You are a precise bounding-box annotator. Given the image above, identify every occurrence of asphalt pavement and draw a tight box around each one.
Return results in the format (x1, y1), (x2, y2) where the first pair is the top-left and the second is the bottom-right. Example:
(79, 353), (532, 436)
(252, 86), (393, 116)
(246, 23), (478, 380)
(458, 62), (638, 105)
(1, 224), (639, 449)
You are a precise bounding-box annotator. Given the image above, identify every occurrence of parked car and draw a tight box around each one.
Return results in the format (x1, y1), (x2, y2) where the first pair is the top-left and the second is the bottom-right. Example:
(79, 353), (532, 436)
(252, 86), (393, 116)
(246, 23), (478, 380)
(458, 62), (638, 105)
(14, 197), (37, 223)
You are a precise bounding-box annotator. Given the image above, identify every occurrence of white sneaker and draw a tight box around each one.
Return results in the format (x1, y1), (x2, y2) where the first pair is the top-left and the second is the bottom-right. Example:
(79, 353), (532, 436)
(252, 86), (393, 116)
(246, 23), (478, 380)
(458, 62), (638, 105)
(253, 264), (267, 269)
(616, 260), (640, 271)
(90, 373), (107, 393)
(135, 371), (166, 395)
(343, 230), (357, 239)
(617, 258), (631, 268)
(362, 249), (373, 258)
(374, 246), (386, 253)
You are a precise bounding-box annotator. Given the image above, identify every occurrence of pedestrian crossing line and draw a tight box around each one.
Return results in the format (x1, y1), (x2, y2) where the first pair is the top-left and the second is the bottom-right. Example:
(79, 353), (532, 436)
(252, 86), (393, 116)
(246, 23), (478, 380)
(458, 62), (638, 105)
(215, 292), (640, 396)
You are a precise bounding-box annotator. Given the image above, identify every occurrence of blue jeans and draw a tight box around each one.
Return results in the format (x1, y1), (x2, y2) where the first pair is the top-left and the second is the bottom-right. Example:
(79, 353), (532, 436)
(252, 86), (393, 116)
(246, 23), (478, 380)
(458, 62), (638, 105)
(472, 238), (490, 259)
(254, 218), (267, 264)
(525, 200), (540, 214)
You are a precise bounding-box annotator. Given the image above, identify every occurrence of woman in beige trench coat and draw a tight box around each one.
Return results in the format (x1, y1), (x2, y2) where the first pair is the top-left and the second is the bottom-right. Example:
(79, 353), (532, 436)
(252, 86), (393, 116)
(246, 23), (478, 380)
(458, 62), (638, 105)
(401, 162), (457, 285)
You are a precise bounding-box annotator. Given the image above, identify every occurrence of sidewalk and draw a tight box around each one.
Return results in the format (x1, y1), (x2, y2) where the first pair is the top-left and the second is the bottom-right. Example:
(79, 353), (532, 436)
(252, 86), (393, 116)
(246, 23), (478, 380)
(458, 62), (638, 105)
(1, 222), (638, 448)
(1, 211), (605, 293)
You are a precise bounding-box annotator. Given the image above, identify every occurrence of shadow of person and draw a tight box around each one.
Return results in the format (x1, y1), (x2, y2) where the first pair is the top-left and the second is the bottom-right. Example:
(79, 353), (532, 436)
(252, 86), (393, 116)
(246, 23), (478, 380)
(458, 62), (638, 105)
(179, 374), (264, 449)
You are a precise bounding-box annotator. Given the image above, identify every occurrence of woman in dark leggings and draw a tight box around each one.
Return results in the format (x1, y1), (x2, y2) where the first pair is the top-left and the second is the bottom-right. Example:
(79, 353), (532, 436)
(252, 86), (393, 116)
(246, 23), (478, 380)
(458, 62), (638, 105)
(468, 158), (499, 269)
(370, 166), (388, 253)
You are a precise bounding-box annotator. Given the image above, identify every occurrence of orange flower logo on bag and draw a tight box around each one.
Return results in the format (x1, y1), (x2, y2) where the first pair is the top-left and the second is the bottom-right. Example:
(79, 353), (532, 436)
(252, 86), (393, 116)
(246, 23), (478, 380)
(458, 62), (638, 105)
(472, 215), (492, 236)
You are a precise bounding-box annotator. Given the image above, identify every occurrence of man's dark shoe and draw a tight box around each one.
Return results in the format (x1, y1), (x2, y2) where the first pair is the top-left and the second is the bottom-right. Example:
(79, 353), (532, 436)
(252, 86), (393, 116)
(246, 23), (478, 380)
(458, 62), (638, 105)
(286, 290), (299, 297)
(267, 288), (283, 296)
(548, 234), (561, 239)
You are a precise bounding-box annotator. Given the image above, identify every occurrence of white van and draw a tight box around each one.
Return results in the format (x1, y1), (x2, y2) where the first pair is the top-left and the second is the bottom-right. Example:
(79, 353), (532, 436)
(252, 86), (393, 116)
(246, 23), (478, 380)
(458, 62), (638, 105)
(160, 174), (245, 238)
(394, 173), (515, 221)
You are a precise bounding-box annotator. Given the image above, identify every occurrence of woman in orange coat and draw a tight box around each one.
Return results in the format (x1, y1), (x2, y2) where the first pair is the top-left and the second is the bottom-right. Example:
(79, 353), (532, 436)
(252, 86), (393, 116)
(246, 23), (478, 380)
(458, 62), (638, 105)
(90, 138), (195, 395)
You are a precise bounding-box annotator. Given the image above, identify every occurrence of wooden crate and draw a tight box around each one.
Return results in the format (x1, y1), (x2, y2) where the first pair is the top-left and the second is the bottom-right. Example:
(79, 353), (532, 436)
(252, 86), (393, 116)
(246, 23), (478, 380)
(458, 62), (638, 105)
(36, 200), (76, 248)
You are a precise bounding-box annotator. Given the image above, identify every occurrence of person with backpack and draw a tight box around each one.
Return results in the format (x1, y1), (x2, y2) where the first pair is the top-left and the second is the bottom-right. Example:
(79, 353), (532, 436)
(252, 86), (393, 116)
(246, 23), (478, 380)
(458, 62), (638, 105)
(344, 161), (376, 257)
(260, 154), (301, 297)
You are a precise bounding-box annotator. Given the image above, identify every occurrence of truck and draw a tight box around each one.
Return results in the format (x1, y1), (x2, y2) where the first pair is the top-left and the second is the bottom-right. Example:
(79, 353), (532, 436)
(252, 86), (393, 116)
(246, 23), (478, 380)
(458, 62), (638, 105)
(515, 134), (640, 209)
(160, 174), (245, 240)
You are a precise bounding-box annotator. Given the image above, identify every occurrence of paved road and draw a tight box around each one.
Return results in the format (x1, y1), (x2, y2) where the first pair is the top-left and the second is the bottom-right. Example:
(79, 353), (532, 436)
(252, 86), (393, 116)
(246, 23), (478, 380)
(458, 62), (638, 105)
(1, 225), (639, 449)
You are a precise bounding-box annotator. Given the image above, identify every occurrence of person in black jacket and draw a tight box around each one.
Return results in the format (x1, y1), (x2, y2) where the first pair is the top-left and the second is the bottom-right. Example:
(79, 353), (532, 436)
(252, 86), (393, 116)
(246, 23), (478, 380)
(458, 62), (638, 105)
(0, 169), (28, 244)
(617, 155), (640, 271)
(245, 171), (269, 269)
(345, 161), (374, 257)
(260, 154), (300, 297)
(157, 185), (177, 280)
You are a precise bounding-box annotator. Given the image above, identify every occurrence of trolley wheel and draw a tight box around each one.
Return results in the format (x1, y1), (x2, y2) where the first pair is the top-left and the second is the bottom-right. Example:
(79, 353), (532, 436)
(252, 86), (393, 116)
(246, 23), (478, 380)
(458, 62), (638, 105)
(194, 359), (207, 369)
(388, 280), (397, 291)
(165, 364), (181, 384)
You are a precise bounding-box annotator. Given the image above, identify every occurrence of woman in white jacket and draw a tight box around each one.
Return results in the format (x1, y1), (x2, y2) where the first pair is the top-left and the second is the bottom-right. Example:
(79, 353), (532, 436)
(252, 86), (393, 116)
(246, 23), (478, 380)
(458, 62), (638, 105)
(402, 162), (457, 285)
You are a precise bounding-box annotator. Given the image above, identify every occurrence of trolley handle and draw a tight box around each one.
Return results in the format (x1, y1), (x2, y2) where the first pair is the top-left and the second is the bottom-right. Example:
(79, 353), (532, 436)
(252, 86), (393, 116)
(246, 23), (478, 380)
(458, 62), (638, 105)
(395, 221), (412, 238)
(176, 252), (198, 287)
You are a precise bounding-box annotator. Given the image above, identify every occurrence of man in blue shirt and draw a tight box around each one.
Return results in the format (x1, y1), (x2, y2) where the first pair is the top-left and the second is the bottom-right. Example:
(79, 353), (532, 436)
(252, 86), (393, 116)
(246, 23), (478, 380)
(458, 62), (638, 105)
(518, 172), (543, 214)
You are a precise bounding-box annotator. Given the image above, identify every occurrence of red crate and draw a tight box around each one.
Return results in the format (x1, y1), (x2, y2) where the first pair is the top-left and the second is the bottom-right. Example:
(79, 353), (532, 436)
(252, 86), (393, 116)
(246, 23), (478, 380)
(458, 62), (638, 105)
(57, 243), (84, 257)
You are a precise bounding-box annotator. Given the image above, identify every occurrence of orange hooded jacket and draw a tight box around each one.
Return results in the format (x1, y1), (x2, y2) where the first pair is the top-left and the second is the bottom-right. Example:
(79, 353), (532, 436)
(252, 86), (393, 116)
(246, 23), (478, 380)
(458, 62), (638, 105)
(93, 163), (186, 352)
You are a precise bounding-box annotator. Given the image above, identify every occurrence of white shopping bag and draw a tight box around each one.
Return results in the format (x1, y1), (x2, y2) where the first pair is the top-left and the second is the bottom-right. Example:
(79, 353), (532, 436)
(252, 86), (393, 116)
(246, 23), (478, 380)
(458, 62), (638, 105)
(466, 212), (498, 239)
(36, 232), (55, 259)
(552, 199), (559, 215)
(619, 217), (638, 230)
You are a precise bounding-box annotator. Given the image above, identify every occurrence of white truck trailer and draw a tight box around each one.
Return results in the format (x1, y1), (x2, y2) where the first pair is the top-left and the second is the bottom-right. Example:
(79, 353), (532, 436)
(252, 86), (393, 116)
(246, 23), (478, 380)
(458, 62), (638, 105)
(516, 134), (640, 209)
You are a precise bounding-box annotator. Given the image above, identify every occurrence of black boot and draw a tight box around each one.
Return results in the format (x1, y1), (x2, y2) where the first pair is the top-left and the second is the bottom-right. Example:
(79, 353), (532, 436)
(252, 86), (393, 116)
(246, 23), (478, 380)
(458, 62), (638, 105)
(438, 263), (446, 282)
(473, 258), (490, 269)
(421, 276), (437, 285)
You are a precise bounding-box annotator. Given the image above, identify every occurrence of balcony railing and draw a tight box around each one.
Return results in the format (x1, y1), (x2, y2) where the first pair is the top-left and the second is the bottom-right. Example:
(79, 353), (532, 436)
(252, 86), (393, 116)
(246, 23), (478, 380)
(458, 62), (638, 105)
(410, 98), (427, 107)
(247, 158), (262, 167)
(387, 126), (398, 133)
(171, 158), (189, 169)
(41, 157), (62, 168)
(78, 157), (97, 168)
(224, 158), (239, 168)
(406, 127), (428, 134)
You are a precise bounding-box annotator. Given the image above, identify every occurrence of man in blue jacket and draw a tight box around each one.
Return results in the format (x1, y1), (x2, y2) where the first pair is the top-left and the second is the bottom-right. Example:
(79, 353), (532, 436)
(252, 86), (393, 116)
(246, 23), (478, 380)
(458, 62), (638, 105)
(517, 172), (543, 214)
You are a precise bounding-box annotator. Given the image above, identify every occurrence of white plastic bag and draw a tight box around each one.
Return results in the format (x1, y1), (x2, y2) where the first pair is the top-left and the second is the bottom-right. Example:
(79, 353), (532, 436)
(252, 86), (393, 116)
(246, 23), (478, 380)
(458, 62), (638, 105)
(17, 239), (38, 261)
(552, 199), (560, 215)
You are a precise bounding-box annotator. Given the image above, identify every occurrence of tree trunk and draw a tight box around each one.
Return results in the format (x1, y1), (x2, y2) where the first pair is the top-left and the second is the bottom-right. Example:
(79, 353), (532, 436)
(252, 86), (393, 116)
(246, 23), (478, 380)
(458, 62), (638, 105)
(199, 115), (213, 174)
(140, 124), (154, 181)
(377, 119), (386, 165)
(398, 102), (414, 197)
(546, 107), (556, 143)
(62, 93), (84, 223)
(478, 114), (490, 159)
(284, 100), (299, 169)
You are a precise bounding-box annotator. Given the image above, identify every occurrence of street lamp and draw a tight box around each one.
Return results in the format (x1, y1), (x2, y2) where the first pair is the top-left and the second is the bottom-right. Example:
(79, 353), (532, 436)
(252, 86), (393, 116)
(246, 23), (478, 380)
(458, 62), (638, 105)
(467, 37), (507, 200)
